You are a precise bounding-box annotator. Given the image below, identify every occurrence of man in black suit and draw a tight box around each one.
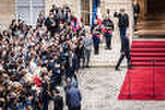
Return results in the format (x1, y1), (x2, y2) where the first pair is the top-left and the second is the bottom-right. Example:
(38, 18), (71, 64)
(114, 8), (129, 51)
(115, 36), (131, 70)
(53, 87), (64, 110)
(45, 12), (56, 37)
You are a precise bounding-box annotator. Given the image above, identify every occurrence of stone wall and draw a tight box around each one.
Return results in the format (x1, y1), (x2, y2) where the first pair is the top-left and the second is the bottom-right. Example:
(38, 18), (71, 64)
(0, 0), (15, 26)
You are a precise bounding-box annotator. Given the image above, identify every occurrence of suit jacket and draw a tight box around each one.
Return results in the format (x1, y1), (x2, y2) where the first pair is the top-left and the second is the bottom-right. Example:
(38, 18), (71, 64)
(54, 95), (64, 110)
(66, 86), (82, 108)
(114, 12), (129, 28)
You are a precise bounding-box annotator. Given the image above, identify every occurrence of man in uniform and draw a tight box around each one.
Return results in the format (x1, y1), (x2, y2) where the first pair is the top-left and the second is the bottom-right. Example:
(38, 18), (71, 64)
(102, 15), (114, 49)
(91, 20), (101, 55)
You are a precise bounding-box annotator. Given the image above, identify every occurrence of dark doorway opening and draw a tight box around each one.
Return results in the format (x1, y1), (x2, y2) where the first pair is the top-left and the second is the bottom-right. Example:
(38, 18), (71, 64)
(147, 0), (165, 17)
(81, 0), (90, 25)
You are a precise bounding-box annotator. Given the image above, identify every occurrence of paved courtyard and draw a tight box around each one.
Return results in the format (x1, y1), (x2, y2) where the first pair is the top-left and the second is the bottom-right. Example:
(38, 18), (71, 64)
(79, 35), (165, 110)
(78, 67), (165, 110)
(50, 35), (165, 110)
(78, 35), (165, 110)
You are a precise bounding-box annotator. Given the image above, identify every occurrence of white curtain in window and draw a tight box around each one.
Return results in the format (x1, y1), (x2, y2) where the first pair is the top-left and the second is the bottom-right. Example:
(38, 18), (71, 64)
(16, 0), (45, 25)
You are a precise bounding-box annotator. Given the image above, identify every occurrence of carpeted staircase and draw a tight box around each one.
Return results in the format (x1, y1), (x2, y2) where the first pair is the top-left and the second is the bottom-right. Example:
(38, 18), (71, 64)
(131, 40), (165, 67)
(119, 40), (165, 100)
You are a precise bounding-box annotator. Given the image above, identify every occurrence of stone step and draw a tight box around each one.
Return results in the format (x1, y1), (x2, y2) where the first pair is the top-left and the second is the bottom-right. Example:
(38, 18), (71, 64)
(89, 43), (127, 67)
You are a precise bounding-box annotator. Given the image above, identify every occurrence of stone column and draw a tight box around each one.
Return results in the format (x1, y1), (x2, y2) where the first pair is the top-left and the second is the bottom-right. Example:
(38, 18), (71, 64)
(29, 0), (33, 25)
(0, 0), (15, 26)
(90, 0), (93, 24)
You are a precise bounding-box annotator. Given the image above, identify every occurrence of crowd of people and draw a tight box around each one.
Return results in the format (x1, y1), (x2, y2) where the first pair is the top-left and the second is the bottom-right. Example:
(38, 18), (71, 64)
(0, 5), (85, 110)
(0, 3), (133, 110)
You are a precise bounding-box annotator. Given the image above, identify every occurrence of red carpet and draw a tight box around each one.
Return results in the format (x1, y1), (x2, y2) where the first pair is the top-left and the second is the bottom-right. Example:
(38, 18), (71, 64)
(119, 40), (165, 100)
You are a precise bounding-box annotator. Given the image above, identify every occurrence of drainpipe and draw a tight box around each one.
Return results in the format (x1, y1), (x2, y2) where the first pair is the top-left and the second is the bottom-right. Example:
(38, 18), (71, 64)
(30, 0), (33, 25)
(130, 0), (134, 47)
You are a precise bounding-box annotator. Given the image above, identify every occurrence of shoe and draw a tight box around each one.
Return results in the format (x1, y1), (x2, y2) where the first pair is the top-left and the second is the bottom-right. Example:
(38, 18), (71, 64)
(95, 53), (99, 55)
(128, 65), (132, 69)
(86, 65), (90, 68)
(115, 67), (121, 71)
(128, 62), (132, 69)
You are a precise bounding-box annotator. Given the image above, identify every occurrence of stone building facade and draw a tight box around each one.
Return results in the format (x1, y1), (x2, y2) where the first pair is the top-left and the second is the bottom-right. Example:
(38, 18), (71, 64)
(0, 0), (15, 26)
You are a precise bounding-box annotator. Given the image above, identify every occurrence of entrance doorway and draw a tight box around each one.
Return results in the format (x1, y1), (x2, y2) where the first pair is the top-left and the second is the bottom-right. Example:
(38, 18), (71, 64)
(81, 0), (90, 25)
(136, 0), (165, 21)
(148, 0), (165, 15)
(135, 0), (165, 37)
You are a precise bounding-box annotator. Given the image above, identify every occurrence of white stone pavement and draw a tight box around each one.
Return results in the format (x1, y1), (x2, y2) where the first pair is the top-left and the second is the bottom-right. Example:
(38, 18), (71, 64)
(77, 34), (165, 110)
(78, 67), (165, 110)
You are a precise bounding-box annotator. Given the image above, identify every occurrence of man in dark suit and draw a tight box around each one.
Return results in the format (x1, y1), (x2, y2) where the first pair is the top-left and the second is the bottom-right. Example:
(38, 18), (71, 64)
(45, 11), (57, 37)
(53, 87), (64, 110)
(66, 83), (82, 110)
(115, 36), (131, 70)
(114, 8), (129, 51)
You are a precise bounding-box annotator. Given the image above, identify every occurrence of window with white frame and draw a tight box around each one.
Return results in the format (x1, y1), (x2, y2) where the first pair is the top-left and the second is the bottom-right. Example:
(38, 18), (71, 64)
(81, 0), (90, 25)
(15, 0), (45, 25)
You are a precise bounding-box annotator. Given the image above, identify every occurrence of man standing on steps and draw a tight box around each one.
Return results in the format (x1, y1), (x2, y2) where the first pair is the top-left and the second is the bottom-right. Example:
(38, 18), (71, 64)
(133, 0), (140, 25)
(115, 36), (131, 70)
(114, 8), (129, 51)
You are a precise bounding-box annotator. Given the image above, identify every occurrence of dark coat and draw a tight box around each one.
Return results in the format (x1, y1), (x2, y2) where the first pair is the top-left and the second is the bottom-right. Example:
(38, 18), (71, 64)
(45, 17), (55, 32)
(114, 12), (129, 28)
(54, 95), (64, 110)
(66, 86), (81, 108)
(133, 3), (140, 14)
